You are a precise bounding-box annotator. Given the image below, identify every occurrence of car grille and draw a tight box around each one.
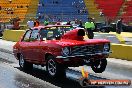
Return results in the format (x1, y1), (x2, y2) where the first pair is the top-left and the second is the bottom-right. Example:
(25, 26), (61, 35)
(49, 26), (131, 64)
(71, 44), (104, 55)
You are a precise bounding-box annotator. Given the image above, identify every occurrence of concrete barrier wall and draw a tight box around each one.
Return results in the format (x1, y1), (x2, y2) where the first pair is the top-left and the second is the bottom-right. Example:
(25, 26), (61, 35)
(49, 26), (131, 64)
(110, 43), (132, 61)
(114, 33), (125, 44)
(121, 32), (132, 38)
(2, 29), (25, 42)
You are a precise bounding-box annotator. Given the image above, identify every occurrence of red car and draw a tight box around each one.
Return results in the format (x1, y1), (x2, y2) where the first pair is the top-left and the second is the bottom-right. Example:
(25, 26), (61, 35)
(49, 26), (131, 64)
(13, 25), (111, 77)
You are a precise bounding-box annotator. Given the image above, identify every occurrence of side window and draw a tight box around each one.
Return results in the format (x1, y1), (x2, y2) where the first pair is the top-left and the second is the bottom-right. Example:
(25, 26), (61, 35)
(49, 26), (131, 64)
(47, 31), (54, 40)
(23, 30), (32, 42)
(39, 28), (48, 40)
(30, 29), (39, 41)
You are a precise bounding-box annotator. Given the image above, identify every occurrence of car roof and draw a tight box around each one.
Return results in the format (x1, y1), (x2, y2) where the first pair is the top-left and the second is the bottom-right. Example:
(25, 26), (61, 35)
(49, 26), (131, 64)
(32, 25), (72, 30)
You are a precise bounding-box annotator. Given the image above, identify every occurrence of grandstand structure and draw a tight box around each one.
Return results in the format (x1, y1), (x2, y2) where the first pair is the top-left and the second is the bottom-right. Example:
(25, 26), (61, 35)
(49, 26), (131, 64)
(0, 0), (39, 23)
(36, 0), (88, 22)
(84, 0), (103, 22)
(0, 0), (131, 25)
(121, 0), (132, 24)
(87, 0), (131, 25)
(95, 0), (124, 20)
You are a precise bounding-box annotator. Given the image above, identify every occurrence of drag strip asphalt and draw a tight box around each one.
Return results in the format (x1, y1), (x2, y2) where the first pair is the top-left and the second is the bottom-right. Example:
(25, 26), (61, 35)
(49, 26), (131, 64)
(0, 48), (132, 88)
(0, 61), (60, 88)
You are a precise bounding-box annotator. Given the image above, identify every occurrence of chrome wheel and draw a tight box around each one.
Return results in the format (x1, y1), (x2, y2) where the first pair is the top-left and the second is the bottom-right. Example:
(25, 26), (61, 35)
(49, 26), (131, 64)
(47, 59), (57, 76)
(46, 55), (66, 77)
(19, 54), (33, 70)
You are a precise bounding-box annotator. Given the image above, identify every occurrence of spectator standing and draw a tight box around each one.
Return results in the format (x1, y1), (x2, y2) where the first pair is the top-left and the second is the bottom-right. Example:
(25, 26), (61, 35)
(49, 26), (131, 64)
(55, 19), (61, 25)
(100, 11), (104, 17)
(85, 18), (95, 39)
(27, 18), (34, 28)
(66, 21), (71, 25)
(116, 18), (123, 34)
(12, 17), (20, 30)
(34, 19), (40, 27)
(78, 20), (83, 28)
(0, 22), (5, 35)
(91, 17), (97, 31)
(44, 19), (49, 26)
(73, 19), (80, 27)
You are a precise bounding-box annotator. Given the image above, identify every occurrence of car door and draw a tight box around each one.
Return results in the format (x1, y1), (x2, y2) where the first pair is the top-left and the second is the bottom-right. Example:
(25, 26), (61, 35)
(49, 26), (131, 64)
(28, 29), (41, 63)
(39, 28), (49, 63)
(20, 29), (32, 60)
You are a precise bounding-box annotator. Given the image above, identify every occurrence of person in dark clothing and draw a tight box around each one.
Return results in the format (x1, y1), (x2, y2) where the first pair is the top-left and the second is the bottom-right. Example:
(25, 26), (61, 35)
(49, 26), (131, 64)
(55, 19), (61, 25)
(34, 19), (40, 27)
(66, 21), (71, 25)
(116, 18), (123, 34)
(78, 20), (83, 28)
(91, 18), (96, 30)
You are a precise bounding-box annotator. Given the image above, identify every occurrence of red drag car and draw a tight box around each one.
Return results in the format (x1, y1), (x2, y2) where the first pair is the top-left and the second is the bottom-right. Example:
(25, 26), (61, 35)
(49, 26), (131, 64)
(13, 25), (111, 77)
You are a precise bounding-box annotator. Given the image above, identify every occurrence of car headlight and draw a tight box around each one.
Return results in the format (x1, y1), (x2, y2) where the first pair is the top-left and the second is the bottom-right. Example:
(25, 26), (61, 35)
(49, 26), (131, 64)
(104, 43), (110, 51)
(62, 47), (70, 56)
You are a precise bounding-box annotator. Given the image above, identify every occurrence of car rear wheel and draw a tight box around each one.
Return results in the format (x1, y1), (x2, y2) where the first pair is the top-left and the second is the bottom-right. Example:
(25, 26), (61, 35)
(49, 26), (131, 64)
(46, 55), (66, 78)
(91, 59), (107, 73)
(19, 54), (33, 70)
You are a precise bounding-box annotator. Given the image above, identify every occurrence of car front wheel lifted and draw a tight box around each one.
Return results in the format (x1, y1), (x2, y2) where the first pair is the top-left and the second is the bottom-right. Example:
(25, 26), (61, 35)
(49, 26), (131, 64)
(91, 59), (107, 73)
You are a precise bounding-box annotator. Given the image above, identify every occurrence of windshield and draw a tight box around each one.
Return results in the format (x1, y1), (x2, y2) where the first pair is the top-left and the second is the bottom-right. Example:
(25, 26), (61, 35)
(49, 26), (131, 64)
(39, 27), (73, 40)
